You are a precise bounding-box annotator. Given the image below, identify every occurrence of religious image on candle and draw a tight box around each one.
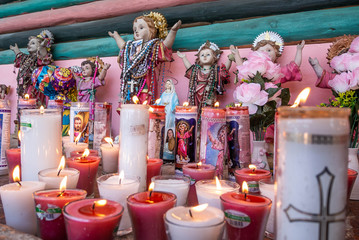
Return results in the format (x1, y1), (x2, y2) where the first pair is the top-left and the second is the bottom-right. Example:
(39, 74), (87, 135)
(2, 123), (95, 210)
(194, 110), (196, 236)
(163, 128), (176, 161)
(175, 120), (196, 165)
(70, 102), (90, 143)
(148, 118), (165, 159)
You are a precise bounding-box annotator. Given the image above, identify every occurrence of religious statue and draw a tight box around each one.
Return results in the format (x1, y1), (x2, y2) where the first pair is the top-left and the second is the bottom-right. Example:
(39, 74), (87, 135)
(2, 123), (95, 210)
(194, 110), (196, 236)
(0, 85), (10, 100)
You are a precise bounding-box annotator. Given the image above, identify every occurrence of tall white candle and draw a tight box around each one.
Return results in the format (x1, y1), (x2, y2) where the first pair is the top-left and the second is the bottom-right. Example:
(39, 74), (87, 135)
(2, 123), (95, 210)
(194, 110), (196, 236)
(276, 107), (350, 240)
(20, 109), (62, 181)
(119, 104), (149, 191)
(152, 175), (190, 206)
(0, 181), (46, 234)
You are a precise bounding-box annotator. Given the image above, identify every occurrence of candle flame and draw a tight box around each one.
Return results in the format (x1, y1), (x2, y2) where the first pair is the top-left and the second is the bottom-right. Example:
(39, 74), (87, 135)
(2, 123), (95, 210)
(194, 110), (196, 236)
(132, 96), (139, 104)
(119, 170), (125, 184)
(291, 87), (311, 108)
(18, 130), (21, 143)
(155, 98), (161, 104)
(94, 199), (107, 207)
(214, 102), (219, 108)
(13, 165), (20, 183)
(192, 203), (208, 212)
(197, 162), (202, 167)
(24, 94), (29, 100)
(183, 102), (189, 107)
(148, 182), (155, 192)
(215, 176), (222, 190)
(57, 156), (65, 174)
(142, 100), (148, 105)
(104, 137), (113, 147)
(75, 132), (81, 143)
(149, 107), (154, 113)
(235, 103), (242, 107)
(249, 164), (257, 171)
(59, 176), (67, 191)
(146, 156), (149, 161)
(82, 149), (90, 158)
(68, 130), (71, 137)
(242, 181), (249, 194)
(40, 106), (45, 114)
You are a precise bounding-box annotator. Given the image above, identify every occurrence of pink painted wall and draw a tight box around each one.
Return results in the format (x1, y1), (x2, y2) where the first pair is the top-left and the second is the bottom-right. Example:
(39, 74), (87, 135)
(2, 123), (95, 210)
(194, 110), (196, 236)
(1, 43), (333, 136)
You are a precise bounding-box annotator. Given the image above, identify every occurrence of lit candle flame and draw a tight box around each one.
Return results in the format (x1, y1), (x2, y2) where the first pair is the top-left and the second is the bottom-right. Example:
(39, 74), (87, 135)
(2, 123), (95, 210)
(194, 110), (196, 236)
(24, 94), (29, 100)
(291, 87), (311, 108)
(68, 130), (71, 137)
(104, 137), (113, 147)
(81, 149), (90, 158)
(214, 102), (219, 108)
(249, 164), (257, 172)
(242, 181), (249, 194)
(40, 106), (45, 114)
(74, 132), (81, 144)
(92, 199), (107, 210)
(18, 130), (21, 143)
(192, 203), (208, 212)
(183, 102), (189, 107)
(57, 156), (65, 176)
(142, 100), (148, 105)
(59, 176), (67, 192)
(148, 182), (155, 192)
(119, 170), (125, 184)
(155, 99), (161, 104)
(149, 107), (154, 113)
(215, 176), (222, 190)
(235, 103), (242, 107)
(197, 162), (202, 168)
(132, 96), (139, 104)
(13, 165), (21, 184)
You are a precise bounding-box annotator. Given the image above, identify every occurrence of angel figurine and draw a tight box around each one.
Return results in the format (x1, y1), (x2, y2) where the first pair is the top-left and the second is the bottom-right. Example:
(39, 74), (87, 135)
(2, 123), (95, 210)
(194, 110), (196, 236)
(109, 12), (181, 103)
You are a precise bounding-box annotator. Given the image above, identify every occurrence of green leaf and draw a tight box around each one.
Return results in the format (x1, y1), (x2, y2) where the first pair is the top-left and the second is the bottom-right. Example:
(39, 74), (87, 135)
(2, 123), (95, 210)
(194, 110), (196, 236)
(267, 87), (281, 98)
(280, 88), (290, 106)
(251, 72), (265, 89)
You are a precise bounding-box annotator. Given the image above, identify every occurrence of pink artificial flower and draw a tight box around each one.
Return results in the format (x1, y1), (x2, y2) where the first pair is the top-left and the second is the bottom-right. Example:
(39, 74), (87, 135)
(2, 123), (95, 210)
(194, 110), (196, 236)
(263, 60), (283, 82)
(351, 68), (359, 85)
(328, 72), (355, 93)
(349, 36), (359, 53)
(233, 82), (268, 114)
(330, 53), (352, 72)
(346, 53), (359, 71)
(264, 82), (278, 89)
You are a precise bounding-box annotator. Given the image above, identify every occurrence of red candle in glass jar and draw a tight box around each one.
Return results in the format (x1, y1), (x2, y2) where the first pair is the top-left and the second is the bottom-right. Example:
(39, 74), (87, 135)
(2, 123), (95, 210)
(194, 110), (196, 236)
(70, 149), (99, 158)
(220, 191), (271, 240)
(66, 155), (100, 196)
(234, 165), (271, 193)
(64, 199), (124, 240)
(127, 190), (176, 240)
(348, 168), (358, 199)
(182, 163), (215, 206)
(33, 189), (87, 240)
(146, 158), (163, 189)
(5, 148), (21, 183)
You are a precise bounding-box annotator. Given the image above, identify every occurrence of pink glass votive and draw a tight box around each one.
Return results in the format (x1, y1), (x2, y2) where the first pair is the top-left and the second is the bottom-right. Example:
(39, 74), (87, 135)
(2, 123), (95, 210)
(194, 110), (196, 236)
(70, 149), (99, 158)
(127, 191), (176, 240)
(33, 189), (87, 240)
(63, 198), (124, 240)
(234, 168), (271, 193)
(182, 163), (215, 206)
(348, 168), (358, 199)
(146, 158), (163, 188)
(66, 156), (100, 196)
(220, 192), (272, 240)
(5, 148), (21, 183)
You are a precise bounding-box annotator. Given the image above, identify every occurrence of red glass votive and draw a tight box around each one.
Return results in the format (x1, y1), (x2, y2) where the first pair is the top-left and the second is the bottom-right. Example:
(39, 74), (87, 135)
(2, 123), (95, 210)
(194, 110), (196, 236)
(348, 168), (358, 199)
(66, 156), (100, 196)
(64, 198), (124, 240)
(127, 191), (176, 240)
(220, 192), (272, 240)
(234, 168), (271, 193)
(33, 189), (87, 240)
(5, 148), (21, 183)
(70, 149), (99, 158)
(146, 158), (163, 188)
(182, 163), (215, 206)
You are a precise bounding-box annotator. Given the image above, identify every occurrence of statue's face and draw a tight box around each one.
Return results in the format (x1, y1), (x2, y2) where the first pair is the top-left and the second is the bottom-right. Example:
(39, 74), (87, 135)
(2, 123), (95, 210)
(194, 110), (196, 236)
(257, 43), (277, 62)
(133, 19), (150, 41)
(27, 38), (40, 54)
(199, 49), (215, 66)
(165, 81), (172, 91)
(81, 63), (93, 77)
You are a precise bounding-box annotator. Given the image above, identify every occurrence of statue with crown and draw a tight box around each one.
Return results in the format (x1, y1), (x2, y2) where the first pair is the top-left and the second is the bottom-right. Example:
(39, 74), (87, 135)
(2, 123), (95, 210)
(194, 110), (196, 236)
(109, 12), (181, 104)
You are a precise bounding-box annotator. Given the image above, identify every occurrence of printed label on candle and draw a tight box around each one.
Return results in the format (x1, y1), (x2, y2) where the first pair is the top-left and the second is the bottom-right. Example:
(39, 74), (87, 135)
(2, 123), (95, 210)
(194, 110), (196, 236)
(35, 204), (62, 221)
(129, 124), (146, 135)
(224, 210), (251, 228)
(248, 181), (259, 193)
(20, 121), (32, 132)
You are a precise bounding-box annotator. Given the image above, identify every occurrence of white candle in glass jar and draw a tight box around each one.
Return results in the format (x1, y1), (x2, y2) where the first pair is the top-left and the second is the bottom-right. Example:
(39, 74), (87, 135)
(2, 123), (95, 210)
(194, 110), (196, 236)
(38, 168), (80, 189)
(196, 179), (240, 209)
(164, 205), (225, 240)
(97, 174), (140, 236)
(152, 175), (190, 206)
(100, 143), (119, 173)
(259, 178), (275, 239)
(0, 181), (46, 234)
(119, 104), (149, 191)
(63, 142), (88, 158)
(20, 109), (62, 181)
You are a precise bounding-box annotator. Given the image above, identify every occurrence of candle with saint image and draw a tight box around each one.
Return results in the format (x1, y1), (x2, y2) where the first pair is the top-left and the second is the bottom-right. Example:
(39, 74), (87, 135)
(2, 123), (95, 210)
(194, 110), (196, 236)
(234, 164), (271, 194)
(127, 182), (177, 240)
(220, 181), (272, 240)
(164, 204), (225, 240)
(33, 176), (87, 240)
(100, 137), (119, 173)
(21, 108), (62, 181)
(64, 199), (124, 240)
(38, 156), (80, 189)
(147, 103), (166, 159)
(0, 166), (46, 234)
(119, 96), (149, 191)
(97, 171), (140, 236)
(276, 88), (349, 240)
(63, 133), (89, 158)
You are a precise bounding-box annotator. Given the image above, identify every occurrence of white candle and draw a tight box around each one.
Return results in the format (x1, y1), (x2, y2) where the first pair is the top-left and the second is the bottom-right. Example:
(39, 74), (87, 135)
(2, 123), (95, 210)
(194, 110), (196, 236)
(164, 205), (225, 240)
(38, 168), (80, 189)
(119, 104), (149, 191)
(63, 142), (88, 158)
(259, 178), (275, 238)
(100, 143), (119, 173)
(97, 174), (140, 236)
(196, 179), (240, 209)
(152, 175), (190, 206)
(62, 136), (71, 146)
(0, 181), (46, 234)
(276, 107), (349, 240)
(20, 109), (62, 181)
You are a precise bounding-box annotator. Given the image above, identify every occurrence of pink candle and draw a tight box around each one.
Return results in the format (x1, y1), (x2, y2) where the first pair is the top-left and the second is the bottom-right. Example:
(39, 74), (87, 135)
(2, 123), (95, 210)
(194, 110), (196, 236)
(33, 189), (87, 240)
(5, 148), (21, 183)
(182, 163), (215, 206)
(234, 167), (271, 193)
(220, 192), (272, 240)
(127, 191), (176, 240)
(146, 158), (163, 188)
(348, 168), (358, 199)
(64, 199), (124, 240)
(66, 156), (100, 196)
(70, 149), (99, 158)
